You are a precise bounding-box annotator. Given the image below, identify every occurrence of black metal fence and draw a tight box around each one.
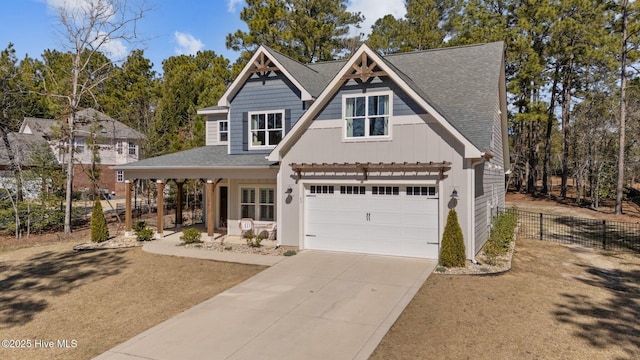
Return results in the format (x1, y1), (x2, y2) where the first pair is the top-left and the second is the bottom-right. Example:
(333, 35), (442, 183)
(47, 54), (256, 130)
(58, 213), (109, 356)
(501, 207), (640, 252)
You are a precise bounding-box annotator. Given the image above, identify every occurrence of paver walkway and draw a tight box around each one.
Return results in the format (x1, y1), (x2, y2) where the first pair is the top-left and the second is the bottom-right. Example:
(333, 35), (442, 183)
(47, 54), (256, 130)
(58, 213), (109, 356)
(95, 237), (436, 360)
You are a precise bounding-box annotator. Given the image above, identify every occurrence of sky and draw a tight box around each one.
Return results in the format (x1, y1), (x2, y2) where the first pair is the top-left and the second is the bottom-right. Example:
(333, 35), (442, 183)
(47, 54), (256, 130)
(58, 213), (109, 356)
(0, 0), (406, 74)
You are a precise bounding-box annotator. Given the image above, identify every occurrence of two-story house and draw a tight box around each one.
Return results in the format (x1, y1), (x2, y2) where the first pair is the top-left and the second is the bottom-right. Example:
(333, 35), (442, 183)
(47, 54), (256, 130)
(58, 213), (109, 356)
(115, 42), (508, 261)
(20, 108), (144, 195)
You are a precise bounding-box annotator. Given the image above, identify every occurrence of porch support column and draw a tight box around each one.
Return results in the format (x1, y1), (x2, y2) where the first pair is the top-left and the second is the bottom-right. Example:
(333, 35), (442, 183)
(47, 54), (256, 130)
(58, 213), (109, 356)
(156, 179), (165, 238)
(175, 180), (184, 229)
(125, 179), (133, 236)
(206, 179), (215, 239)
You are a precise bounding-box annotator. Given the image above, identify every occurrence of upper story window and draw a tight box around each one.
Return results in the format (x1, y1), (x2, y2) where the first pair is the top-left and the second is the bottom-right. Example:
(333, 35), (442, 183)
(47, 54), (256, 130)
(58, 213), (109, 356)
(344, 92), (391, 139)
(128, 142), (137, 156)
(219, 120), (228, 142)
(116, 141), (123, 154)
(249, 110), (284, 149)
(75, 138), (85, 153)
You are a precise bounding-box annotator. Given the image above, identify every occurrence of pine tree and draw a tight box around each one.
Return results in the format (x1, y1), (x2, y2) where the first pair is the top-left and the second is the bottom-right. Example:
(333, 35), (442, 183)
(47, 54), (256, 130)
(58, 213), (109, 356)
(90, 198), (109, 243)
(440, 209), (465, 267)
(227, 0), (363, 64)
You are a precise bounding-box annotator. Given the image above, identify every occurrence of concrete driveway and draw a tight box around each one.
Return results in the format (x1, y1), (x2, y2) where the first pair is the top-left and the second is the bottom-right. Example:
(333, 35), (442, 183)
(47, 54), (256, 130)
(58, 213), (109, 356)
(95, 251), (436, 360)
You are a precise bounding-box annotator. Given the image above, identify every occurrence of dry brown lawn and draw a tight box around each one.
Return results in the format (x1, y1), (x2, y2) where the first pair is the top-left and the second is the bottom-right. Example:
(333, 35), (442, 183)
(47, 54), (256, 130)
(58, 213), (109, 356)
(2, 194), (640, 360)
(0, 235), (265, 360)
(372, 237), (640, 360)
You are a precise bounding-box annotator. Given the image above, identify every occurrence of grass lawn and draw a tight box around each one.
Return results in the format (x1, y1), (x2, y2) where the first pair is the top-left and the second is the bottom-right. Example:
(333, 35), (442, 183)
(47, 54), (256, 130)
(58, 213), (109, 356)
(371, 237), (640, 359)
(0, 236), (265, 360)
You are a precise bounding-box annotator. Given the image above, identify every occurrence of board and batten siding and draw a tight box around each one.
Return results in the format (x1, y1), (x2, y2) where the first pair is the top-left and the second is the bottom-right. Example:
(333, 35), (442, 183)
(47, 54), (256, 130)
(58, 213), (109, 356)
(473, 94), (506, 255)
(205, 114), (227, 146)
(228, 73), (305, 154)
(278, 106), (472, 257)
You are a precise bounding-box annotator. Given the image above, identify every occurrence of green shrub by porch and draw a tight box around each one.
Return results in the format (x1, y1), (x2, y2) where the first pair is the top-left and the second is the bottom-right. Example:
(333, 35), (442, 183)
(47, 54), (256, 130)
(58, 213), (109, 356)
(90, 199), (109, 243)
(181, 228), (202, 244)
(439, 209), (466, 267)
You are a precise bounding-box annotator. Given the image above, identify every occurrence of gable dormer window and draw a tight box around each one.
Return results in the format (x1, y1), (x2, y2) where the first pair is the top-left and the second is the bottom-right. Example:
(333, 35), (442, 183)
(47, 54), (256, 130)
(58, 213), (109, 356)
(249, 110), (284, 149)
(344, 91), (391, 139)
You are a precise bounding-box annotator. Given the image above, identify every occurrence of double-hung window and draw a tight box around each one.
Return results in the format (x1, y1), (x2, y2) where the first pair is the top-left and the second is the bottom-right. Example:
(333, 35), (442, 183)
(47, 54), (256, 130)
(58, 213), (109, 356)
(344, 92), (391, 138)
(116, 170), (124, 183)
(128, 142), (137, 156)
(219, 120), (228, 142)
(74, 138), (85, 153)
(249, 110), (284, 148)
(116, 141), (123, 154)
(240, 186), (275, 221)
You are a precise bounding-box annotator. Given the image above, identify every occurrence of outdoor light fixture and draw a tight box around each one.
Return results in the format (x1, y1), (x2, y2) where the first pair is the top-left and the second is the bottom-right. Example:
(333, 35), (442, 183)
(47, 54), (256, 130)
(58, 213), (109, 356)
(451, 188), (459, 199)
(285, 186), (293, 194)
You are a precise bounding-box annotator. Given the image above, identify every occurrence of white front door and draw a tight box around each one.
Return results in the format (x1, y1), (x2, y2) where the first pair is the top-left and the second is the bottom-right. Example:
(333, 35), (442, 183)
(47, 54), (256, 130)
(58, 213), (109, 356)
(304, 184), (439, 258)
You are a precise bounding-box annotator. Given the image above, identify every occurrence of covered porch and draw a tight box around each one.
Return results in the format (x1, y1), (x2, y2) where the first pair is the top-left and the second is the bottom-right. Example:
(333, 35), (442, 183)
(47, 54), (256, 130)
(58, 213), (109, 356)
(112, 146), (279, 240)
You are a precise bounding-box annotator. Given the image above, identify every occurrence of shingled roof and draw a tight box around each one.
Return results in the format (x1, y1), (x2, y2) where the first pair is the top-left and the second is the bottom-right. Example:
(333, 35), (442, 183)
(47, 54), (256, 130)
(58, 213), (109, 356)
(0, 133), (50, 169)
(113, 145), (277, 170)
(258, 42), (504, 151)
(21, 108), (145, 141)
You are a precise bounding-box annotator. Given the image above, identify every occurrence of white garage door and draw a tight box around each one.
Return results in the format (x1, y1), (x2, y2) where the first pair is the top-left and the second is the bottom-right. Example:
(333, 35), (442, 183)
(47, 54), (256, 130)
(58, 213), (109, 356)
(304, 184), (439, 258)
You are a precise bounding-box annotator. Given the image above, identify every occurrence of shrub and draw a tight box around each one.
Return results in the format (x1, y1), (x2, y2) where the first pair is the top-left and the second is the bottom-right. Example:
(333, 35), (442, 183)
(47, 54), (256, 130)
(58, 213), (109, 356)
(439, 209), (466, 267)
(483, 211), (518, 265)
(245, 233), (265, 248)
(180, 227), (202, 244)
(133, 221), (146, 233)
(90, 199), (109, 243)
(283, 250), (296, 256)
(136, 227), (154, 241)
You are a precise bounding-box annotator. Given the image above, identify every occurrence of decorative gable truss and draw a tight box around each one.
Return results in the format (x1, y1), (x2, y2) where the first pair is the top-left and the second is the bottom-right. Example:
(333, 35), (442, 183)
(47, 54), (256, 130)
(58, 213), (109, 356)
(218, 46), (314, 106)
(341, 52), (388, 82)
(248, 52), (279, 76)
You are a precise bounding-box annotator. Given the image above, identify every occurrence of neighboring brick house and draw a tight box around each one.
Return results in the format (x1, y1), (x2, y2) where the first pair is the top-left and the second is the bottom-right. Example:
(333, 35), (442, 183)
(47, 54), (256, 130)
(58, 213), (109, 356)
(19, 108), (145, 195)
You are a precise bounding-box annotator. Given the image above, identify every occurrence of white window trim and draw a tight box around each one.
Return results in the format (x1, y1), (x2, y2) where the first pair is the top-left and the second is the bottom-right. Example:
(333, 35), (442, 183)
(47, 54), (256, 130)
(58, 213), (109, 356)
(116, 170), (124, 183)
(218, 120), (229, 143)
(342, 90), (393, 141)
(248, 109), (285, 150)
(239, 185), (276, 222)
(116, 141), (123, 155)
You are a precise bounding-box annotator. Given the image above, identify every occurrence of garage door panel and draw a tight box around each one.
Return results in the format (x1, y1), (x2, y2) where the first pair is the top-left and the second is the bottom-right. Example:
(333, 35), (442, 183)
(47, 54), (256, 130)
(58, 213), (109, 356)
(304, 184), (439, 259)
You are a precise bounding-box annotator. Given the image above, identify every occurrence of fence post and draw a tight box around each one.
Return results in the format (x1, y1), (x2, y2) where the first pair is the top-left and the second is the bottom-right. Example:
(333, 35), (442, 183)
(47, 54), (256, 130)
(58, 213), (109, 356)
(602, 220), (606, 250)
(539, 213), (543, 240)
(570, 216), (574, 242)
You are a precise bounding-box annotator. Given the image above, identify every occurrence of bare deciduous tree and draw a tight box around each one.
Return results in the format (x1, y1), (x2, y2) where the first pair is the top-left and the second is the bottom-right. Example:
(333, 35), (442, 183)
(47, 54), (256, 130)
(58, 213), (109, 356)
(42, 0), (149, 233)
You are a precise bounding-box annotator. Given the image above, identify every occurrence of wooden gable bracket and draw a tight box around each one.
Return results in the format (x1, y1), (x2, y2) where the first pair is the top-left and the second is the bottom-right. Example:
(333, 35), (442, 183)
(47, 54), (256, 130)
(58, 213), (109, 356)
(342, 52), (388, 82)
(249, 52), (279, 76)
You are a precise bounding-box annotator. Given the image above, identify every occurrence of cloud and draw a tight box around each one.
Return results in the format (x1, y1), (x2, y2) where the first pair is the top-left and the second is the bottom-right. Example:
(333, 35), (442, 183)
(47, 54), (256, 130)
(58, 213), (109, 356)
(99, 36), (128, 59)
(226, 0), (243, 13)
(348, 0), (406, 35)
(174, 32), (204, 55)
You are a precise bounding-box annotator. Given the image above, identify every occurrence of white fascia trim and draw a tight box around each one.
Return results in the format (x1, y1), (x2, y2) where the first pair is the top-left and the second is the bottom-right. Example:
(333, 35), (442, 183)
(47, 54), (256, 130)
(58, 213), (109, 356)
(268, 44), (483, 162)
(197, 108), (229, 115)
(218, 46), (313, 107)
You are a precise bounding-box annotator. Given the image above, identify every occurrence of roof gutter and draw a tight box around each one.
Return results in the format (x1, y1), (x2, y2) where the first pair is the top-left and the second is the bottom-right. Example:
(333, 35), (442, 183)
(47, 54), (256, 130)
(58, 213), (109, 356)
(111, 164), (279, 171)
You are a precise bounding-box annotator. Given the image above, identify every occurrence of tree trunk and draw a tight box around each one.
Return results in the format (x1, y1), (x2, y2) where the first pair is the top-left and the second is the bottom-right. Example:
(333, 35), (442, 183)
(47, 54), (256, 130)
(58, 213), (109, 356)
(560, 65), (573, 199)
(616, 0), (629, 215)
(543, 63), (561, 196)
(64, 112), (76, 234)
